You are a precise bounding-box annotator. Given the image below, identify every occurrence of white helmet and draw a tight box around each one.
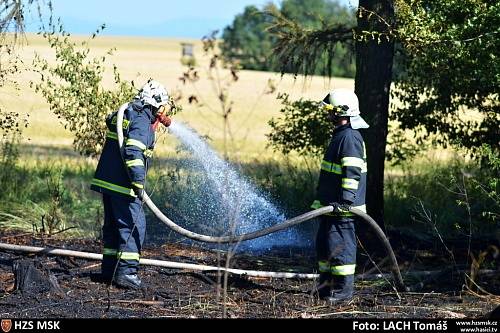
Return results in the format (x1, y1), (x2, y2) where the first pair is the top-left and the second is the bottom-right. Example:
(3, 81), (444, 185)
(321, 89), (369, 129)
(136, 79), (170, 109)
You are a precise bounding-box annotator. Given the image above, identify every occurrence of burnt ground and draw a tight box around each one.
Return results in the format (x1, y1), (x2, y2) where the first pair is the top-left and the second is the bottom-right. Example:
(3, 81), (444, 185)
(0, 230), (498, 319)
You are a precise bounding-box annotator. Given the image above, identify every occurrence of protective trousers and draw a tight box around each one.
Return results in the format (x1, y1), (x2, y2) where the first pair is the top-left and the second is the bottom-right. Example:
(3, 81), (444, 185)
(101, 194), (146, 277)
(316, 216), (356, 294)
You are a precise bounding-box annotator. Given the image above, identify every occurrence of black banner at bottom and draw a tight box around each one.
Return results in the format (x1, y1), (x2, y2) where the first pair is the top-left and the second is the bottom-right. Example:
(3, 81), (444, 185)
(0, 318), (498, 332)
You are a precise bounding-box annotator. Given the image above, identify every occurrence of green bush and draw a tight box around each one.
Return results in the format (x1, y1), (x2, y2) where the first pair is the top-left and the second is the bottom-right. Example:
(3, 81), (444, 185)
(32, 25), (136, 158)
(385, 151), (499, 239)
(267, 93), (333, 157)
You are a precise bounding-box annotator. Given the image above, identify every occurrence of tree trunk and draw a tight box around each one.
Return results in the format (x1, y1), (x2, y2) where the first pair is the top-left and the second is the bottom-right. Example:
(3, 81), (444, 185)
(355, 0), (395, 230)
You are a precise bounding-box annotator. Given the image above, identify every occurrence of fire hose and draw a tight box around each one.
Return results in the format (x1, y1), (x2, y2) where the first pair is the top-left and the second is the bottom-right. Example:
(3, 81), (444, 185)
(115, 103), (407, 291)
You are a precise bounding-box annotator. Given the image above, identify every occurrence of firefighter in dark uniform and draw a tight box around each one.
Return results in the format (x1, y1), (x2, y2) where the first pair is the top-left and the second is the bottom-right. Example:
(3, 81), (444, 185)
(311, 89), (369, 303)
(90, 80), (174, 289)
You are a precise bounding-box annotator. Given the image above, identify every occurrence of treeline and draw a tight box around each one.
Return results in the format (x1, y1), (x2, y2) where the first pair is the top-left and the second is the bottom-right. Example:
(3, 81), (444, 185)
(220, 0), (356, 78)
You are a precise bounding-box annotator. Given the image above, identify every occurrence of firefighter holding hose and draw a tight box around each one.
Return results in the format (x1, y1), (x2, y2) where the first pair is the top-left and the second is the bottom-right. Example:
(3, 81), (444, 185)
(311, 89), (369, 303)
(90, 80), (174, 289)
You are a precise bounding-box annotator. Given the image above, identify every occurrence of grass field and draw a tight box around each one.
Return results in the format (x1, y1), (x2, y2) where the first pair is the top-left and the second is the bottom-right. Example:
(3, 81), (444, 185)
(0, 33), (497, 242)
(4, 33), (354, 157)
(0, 33), (351, 237)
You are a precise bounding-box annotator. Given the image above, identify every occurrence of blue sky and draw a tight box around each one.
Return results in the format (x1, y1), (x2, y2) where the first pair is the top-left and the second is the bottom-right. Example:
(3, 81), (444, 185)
(26, 0), (359, 38)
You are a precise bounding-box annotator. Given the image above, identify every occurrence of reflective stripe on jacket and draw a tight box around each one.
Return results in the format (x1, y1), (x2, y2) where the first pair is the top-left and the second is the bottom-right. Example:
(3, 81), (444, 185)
(90, 100), (156, 198)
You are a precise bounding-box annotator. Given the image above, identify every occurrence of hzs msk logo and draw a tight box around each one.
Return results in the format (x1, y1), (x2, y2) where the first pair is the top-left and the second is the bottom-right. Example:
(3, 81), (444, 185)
(1, 319), (12, 333)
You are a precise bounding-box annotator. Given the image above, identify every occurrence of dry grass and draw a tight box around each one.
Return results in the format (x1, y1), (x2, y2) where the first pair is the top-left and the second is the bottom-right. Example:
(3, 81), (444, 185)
(3, 33), (354, 160)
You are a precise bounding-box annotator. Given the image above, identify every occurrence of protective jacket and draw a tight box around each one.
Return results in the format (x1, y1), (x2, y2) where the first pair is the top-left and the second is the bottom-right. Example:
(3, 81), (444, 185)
(91, 100), (156, 198)
(311, 124), (367, 216)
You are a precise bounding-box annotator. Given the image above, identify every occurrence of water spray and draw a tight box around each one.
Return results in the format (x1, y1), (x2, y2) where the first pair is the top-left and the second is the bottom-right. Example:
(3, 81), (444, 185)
(113, 103), (406, 291)
(167, 121), (305, 251)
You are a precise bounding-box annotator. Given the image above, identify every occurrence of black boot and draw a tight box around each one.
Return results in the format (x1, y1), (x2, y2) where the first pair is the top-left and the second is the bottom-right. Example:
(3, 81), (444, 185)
(313, 273), (331, 299)
(328, 288), (353, 303)
(328, 275), (354, 304)
(114, 273), (142, 290)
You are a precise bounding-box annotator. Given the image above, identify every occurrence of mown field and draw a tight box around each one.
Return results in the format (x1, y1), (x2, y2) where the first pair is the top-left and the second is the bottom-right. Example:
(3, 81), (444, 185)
(1, 33), (351, 236)
(0, 33), (497, 247)
(4, 34), (353, 154)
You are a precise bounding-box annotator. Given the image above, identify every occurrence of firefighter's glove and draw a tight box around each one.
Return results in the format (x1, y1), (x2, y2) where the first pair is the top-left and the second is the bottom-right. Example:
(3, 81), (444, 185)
(132, 182), (145, 199)
(329, 202), (351, 214)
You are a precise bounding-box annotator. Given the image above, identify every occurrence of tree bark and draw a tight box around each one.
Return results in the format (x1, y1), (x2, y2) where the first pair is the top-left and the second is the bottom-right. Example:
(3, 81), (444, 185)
(355, 0), (395, 230)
